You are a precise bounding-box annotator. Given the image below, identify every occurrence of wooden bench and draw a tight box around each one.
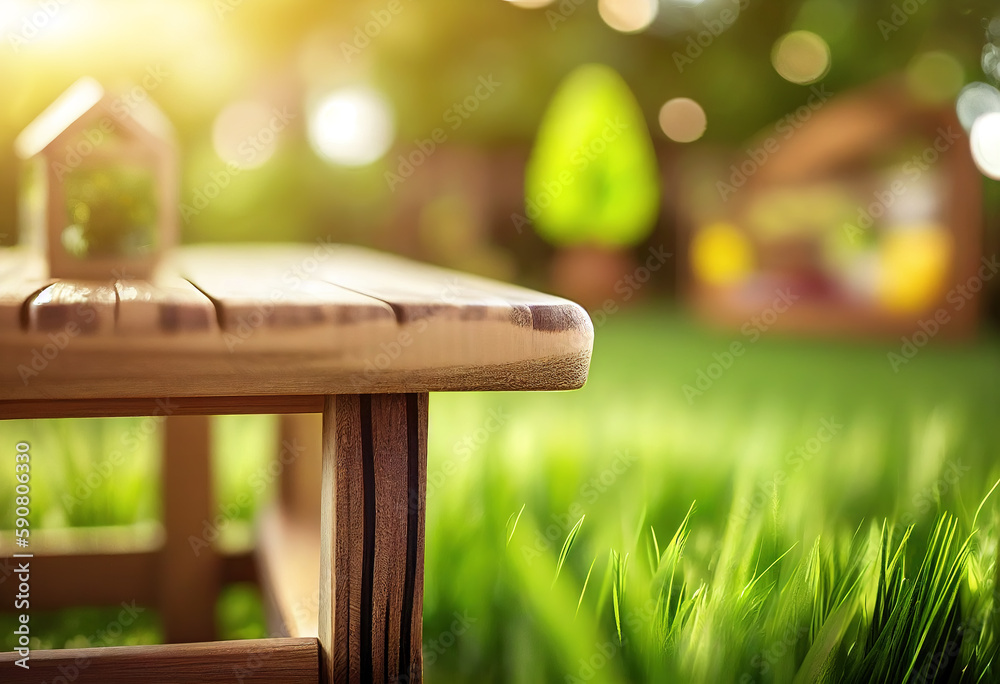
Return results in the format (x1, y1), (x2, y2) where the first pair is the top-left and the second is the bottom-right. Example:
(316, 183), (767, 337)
(0, 244), (593, 683)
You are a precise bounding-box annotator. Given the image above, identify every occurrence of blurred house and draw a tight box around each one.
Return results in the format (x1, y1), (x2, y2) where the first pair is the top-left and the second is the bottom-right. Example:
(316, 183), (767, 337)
(681, 77), (983, 339)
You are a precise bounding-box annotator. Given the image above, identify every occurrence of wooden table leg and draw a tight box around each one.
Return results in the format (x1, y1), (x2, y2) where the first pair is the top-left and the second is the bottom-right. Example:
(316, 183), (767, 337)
(319, 394), (427, 684)
(161, 415), (220, 643)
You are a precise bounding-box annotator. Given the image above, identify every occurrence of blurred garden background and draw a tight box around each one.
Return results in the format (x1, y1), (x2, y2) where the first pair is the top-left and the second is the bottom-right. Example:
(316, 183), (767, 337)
(2, 0), (1000, 681)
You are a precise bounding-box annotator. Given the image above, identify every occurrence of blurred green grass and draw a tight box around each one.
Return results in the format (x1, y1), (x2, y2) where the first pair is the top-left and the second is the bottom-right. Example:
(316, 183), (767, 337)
(2, 305), (999, 682)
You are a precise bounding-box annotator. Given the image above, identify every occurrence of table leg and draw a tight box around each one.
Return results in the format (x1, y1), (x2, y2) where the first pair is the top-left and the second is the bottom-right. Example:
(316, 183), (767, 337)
(161, 415), (220, 643)
(319, 394), (427, 684)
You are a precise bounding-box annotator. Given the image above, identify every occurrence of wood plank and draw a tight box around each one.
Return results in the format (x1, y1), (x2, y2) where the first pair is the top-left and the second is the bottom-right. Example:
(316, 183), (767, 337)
(0, 244), (593, 399)
(279, 413), (323, 523)
(0, 249), (50, 330)
(256, 506), (321, 639)
(317, 247), (594, 378)
(0, 395), (324, 420)
(0, 349), (591, 400)
(25, 280), (117, 334)
(221, 548), (258, 585)
(0, 547), (254, 611)
(0, 520), (163, 556)
(0, 638), (320, 683)
(174, 246), (397, 331)
(178, 243), (592, 361)
(320, 394), (426, 684)
(0, 550), (158, 610)
(115, 275), (218, 335)
(161, 415), (219, 643)
(320, 244), (589, 329)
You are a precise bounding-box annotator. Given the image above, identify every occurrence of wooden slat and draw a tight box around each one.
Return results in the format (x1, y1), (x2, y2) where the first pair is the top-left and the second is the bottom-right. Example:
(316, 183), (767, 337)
(0, 244), (593, 399)
(221, 548), (259, 585)
(320, 394), (426, 684)
(0, 550), (158, 610)
(0, 249), (50, 330)
(161, 415), (219, 643)
(115, 275), (218, 334)
(0, 547), (254, 611)
(174, 247), (397, 330)
(256, 507), (321, 639)
(259, 415), (323, 637)
(0, 347), (591, 399)
(279, 413), (323, 523)
(0, 395), (324, 420)
(321, 244), (587, 330)
(0, 638), (319, 683)
(0, 520), (164, 556)
(26, 280), (117, 334)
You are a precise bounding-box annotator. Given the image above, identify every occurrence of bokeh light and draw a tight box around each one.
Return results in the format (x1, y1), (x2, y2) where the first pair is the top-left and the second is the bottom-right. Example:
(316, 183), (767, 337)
(956, 82), (1000, 133)
(658, 97), (706, 143)
(212, 101), (280, 170)
(691, 222), (754, 286)
(983, 43), (1000, 82)
(878, 226), (952, 313)
(905, 51), (964, 104)
(0, 0), (18, 33)
(307, 87), (395, 167)
(771, 30), (831, 85)
(970, 111), (1000, 180)
(598, 0), (658, 34)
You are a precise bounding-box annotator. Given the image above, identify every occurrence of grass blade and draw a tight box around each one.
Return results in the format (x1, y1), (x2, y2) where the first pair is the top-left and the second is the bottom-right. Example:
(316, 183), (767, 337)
(552, 514), (585, 587)
(575, 555), (598, 619)
(505, 503), (526, 548)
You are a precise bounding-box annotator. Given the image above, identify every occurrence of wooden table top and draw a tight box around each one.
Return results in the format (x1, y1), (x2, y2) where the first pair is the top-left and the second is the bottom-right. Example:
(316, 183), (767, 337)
(0, 244), (593, 404)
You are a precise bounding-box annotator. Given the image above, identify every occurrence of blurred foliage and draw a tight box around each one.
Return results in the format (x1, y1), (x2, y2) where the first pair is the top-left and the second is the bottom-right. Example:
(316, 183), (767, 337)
(1, 605), (160, 651)
(0, 0), (996, 253)
(525, 63), (660, 247)
(63, 164), (158, 258)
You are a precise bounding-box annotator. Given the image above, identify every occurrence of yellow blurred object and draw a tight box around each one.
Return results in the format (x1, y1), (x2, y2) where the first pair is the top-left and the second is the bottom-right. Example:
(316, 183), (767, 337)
(878, 226), (952, 312)
(771, 30), (831, 85)
(691, 222), (755, 286)
(906, 51), (965, 105)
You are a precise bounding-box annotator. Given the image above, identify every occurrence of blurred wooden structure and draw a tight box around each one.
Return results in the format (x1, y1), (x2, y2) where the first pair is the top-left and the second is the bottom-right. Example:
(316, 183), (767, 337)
(683, 78), (983, 339)
(0, 245), (593, 683)
(14, 77), (177, 281)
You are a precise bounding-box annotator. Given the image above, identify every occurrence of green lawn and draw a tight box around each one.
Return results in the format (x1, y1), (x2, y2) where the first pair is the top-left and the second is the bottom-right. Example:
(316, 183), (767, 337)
(3, 306), (1000, 683)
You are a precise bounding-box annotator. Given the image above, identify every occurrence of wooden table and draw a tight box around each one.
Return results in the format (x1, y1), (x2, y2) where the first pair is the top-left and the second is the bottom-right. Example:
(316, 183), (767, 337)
(0, 244), (593, 683)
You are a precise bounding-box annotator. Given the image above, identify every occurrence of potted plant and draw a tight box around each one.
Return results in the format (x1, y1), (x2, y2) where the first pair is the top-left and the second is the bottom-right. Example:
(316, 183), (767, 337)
(523, 63), (660, 308)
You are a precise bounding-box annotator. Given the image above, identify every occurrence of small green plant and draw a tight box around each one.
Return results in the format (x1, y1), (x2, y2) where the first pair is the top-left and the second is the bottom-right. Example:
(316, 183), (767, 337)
(62, 164), (158, 259)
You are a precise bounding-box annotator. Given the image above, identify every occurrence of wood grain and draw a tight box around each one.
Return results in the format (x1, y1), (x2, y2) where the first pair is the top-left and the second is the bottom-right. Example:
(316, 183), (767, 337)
(320, 394), (427, 684)
(26, 280), (117, 334)
(0, 395), (324, 420)
(115, 276), (217, 334)
(0, 347), (591, 402)
(0, 249), (49, 330)
(161, 415), (219, 643)
(0, 244), (593, 399)
(0, 638), (319, 683)
(173, 246), (397, 330)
